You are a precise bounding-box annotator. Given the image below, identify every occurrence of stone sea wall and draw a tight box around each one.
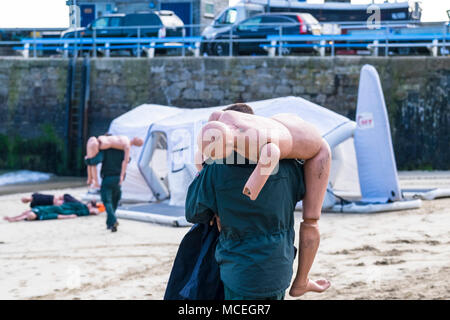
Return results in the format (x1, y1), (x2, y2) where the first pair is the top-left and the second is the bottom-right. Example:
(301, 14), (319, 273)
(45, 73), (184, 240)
(0, 56), (448, 170)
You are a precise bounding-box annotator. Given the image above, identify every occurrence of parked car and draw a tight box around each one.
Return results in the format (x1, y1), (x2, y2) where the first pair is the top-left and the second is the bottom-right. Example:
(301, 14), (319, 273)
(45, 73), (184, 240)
(60, 11), (185, 56)
(205, 12), (321, 56)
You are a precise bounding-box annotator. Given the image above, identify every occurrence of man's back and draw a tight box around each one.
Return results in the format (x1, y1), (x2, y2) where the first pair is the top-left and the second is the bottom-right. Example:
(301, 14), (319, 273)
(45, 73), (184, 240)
(186, 155), (305, 298)
(100, 149), (124, 178)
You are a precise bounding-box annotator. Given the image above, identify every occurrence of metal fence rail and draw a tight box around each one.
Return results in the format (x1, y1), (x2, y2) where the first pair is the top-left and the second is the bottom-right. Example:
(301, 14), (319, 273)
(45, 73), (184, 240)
(2, 21), (449, 58)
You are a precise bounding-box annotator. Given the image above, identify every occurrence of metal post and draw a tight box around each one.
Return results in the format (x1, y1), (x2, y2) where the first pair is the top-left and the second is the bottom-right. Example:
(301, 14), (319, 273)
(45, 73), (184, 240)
(431, 39), (438, 57)
(331, 40), (335, 57)
(149, 42), (155, 58)
(443, 22), (448, 56)
(319, 40), (325, 57)
(384, 26), (388, 57)
(105, 42), (110, 57)
(33, 29), (37, 58)
(278, 26), (282, 57)
(229, 27), (233, 57)
(137, 27), (141, 57)
(269, 40), (276, 57)
(182, 27), (185, 57)
(93, 28), (97, 58)
(372, 40), (379, 56)
(24, 43), (30, 58)
(64, 42), (69, 58)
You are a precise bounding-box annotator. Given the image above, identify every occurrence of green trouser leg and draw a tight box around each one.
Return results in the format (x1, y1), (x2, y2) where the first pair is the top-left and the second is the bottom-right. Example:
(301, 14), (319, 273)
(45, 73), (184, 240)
(101, 176), (121, 229)
(224, 285), (285, 300)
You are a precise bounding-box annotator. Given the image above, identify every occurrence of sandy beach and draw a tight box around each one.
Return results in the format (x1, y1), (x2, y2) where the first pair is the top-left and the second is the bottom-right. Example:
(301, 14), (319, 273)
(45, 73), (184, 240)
(0, 171), (449, 300)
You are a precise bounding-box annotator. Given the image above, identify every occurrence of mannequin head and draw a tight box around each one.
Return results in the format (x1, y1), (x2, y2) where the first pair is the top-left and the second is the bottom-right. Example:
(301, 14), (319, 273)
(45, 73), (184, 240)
(131, 137), (144, 147)
(198, 121), (234, 160)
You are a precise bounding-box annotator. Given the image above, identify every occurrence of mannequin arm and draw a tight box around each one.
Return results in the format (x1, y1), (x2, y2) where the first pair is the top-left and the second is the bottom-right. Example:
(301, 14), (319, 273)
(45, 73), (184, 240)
(290, 219), (330, 297)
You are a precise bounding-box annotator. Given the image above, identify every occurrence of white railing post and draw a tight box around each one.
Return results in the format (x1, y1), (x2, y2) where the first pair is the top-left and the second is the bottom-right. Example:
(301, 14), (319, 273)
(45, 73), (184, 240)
(269, 40), (276, 57)
(372, 40), (379, 56)
(105, 42), (110, 57)
(63, 42), (69, 58)
(24, 43), (30, 58)
(148, 42), (155, 58)
(194, 41), (200, 57)
(319, 40), (325, 57)
(431, 39), (438, 57)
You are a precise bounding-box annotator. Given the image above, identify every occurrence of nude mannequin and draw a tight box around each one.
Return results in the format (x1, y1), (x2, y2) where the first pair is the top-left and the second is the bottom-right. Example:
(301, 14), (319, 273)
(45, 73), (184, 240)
(198, 110), (324, 200)
(85, 135), (144, 189)
(197, 109), (332, 297)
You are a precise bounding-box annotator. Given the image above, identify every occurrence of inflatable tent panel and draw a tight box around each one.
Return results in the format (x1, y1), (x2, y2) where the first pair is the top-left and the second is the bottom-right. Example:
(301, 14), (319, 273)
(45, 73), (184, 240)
(116, 202), (190, 227)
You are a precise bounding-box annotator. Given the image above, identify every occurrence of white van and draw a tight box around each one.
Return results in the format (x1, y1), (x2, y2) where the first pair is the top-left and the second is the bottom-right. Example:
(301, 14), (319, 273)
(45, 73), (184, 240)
(202, 2), (265, 40)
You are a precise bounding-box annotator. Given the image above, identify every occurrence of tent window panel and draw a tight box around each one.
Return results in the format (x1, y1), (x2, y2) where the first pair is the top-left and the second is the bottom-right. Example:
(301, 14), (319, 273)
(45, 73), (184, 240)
(149, 132), (169, 189)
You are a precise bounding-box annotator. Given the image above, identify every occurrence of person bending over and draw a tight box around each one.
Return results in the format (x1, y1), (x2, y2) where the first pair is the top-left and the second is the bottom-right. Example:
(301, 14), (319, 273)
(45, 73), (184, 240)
(4, 201), (100, 222)
(85, 134), (144, 189)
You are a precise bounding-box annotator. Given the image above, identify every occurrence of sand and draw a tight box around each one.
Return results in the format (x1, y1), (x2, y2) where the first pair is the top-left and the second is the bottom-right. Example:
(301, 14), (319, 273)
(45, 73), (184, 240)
(0, 171), (449, 300)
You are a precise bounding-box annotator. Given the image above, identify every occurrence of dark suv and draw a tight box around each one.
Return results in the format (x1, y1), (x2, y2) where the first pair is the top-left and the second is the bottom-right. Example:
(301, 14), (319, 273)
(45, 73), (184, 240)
(61, 11), (184, 55)
(207, 12), (321, 56)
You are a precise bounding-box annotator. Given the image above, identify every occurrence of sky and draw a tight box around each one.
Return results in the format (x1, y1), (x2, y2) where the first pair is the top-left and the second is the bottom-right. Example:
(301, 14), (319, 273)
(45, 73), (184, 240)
(0, 0), (448, 28)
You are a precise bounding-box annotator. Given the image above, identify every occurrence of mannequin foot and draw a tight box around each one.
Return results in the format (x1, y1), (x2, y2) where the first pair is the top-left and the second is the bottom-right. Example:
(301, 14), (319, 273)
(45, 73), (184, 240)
(289, 279), (331, 297)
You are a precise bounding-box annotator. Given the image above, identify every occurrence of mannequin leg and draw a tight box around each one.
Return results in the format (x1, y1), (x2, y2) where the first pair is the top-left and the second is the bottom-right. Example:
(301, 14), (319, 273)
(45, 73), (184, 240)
(243, 142), (280, 200)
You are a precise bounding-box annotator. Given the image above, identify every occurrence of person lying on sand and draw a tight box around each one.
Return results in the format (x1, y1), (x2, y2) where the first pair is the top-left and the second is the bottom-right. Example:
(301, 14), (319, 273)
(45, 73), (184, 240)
(85, 134), (144, 190)
(21, 193), (81, 208)
(4, 201), (101, 222)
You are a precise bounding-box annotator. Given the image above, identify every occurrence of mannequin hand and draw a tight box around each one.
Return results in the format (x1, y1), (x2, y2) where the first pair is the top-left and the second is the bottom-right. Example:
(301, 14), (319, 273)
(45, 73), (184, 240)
(209, 214), (221, 232)
(289, 278), (331, 297)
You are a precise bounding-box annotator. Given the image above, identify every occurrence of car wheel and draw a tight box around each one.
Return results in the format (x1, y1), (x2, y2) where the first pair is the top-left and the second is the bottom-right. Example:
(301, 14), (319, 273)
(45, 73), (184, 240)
(214, 42), (230, 56)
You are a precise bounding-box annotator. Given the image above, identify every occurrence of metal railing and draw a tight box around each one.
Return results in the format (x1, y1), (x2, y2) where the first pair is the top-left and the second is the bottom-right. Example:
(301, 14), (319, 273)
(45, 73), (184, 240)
(2, 21), (449, 58)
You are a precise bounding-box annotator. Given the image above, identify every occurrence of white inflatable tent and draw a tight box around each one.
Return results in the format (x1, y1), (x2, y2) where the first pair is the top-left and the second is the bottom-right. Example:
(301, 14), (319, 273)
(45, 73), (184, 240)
(115, 65), (429, 226)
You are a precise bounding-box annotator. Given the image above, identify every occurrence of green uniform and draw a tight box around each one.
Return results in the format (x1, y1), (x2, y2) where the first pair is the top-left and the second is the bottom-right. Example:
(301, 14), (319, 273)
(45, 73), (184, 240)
(185, 153), (305, 299)
(85, 151), (104, 166)
(100, 148), (124, 229)
(32, 202), (89, 221)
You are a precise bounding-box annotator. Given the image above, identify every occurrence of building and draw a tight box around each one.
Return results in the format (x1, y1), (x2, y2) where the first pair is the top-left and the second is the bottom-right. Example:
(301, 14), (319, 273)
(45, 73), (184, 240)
(68, 0), (229, 33)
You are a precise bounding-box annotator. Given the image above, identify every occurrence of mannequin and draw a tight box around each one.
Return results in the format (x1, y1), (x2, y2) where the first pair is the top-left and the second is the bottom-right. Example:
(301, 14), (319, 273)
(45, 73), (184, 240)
(197, 110), (324, 200)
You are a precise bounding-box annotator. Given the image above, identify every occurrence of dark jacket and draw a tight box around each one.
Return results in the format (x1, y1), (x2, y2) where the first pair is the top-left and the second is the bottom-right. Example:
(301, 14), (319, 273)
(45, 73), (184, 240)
(164, 221), (224, 300)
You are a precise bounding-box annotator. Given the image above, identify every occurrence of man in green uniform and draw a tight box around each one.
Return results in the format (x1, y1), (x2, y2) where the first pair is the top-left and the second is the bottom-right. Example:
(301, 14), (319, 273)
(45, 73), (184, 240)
(100, 148), (125, 232)
(4, 201), (100, 222)
(186, 152), (306, 300)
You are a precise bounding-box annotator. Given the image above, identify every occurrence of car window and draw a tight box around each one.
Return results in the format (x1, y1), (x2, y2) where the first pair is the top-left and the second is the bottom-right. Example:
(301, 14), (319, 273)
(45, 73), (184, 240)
(237, 16), (262, 31)
(124, 14), (162, 26)
(261, 16), (295, 31)
(92, 17), (109, 28)
(109, 17), (122, 27)
(216, 9), (237, 25)
(226, 9), (237, 24)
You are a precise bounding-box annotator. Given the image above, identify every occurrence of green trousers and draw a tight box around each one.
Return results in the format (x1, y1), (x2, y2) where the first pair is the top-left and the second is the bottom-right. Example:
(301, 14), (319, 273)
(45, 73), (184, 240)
(224, 285), (285, 300)
(100, 175), (121, 229)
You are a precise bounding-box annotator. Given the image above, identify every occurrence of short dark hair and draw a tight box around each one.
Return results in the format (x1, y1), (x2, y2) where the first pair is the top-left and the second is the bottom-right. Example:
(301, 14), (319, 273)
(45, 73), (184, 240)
(223, 103), (254, 114)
